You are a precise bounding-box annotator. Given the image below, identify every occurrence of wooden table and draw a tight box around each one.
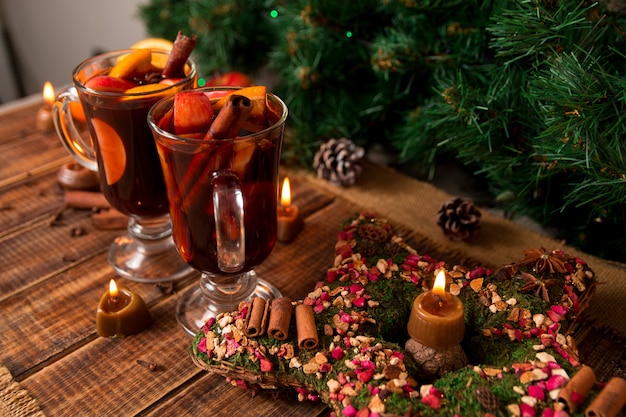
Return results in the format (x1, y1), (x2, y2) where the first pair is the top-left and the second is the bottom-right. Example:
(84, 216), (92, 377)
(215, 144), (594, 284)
(2, 97), (625, 417)
(0, 97), (362, 416)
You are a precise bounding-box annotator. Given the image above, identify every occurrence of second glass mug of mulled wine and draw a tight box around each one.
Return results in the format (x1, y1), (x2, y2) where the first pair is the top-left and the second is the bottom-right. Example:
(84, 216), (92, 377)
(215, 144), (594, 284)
(148, 87), (287, 335)
(52, 48), (197, 282)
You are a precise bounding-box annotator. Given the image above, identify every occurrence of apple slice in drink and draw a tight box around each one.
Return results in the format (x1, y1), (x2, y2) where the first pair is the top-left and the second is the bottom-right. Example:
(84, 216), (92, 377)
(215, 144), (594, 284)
(90, 119), (126, 185)
(173, 91), (215, 135)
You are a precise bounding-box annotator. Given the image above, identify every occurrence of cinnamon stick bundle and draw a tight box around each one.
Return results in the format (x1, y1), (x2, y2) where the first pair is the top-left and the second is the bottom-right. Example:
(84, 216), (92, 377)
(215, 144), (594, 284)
(267, 297), (292, 340)
(245, 297), (269, 337)
(162, 31), (197, 78)
(585, 377), (626, 417)
(295, 304), (318, 350)
(558, 365), (597, 413)
(181, 95), (252, 213)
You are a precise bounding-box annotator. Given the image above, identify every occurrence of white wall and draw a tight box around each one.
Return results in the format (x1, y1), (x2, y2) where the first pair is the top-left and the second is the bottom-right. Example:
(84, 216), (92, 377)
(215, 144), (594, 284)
(0, 0), (148, 102)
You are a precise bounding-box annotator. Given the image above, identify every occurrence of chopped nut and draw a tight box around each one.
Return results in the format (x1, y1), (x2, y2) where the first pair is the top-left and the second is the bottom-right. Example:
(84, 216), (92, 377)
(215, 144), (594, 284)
(449, 283), (461, 296)
(470, 278), (484, 292)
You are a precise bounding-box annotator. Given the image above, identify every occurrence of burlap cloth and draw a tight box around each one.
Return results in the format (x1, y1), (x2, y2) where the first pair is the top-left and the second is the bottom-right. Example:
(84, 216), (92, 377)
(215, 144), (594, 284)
(299, 161), (626, 379)
(0, 367), (45, 417)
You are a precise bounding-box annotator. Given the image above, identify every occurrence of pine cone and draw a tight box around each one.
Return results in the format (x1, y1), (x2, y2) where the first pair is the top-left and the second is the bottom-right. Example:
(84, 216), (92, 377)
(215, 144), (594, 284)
(313, 138), (365, 186)
(437, 197), (481, 241)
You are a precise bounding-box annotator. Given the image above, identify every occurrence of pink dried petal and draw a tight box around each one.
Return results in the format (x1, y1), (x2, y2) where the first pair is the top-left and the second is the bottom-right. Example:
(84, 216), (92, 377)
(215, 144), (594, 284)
(357, 368), (375, 383)
(571, 391), (586, 405)
(546, 375), (568, 391)
(550, 305), (568, 316)
(342, 404), (357, 417)
(260, 357), (273, 372)
(528, 385), (546, 400)
(352, 297), (366, 308)
(313, 304), (326, 314)
(421, 394), (441, 409)
(349, 284), (363, 294)
(197, 338), (207, 353)
(542, 408), (554, 417)
(520, 402), (536, 417)
(327, 270), (338, 283)
(331, 347), (345, 361)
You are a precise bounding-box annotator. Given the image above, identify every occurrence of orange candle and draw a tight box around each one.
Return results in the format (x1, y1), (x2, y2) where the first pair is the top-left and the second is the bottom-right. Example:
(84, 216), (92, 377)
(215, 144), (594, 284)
(36, 82), (55, 132)
(277, 177), (303, 242)
(96, 279), (152, 338)
(407, 270), (464, 349)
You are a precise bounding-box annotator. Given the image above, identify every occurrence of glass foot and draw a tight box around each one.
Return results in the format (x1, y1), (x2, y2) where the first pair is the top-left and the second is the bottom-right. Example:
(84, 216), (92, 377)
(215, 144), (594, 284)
(108, 215), (194, 283)
(176, 276), (282, 337)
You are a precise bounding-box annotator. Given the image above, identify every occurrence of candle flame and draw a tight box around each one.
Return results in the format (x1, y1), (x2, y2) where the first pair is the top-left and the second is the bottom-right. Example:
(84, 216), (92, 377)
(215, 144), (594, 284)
(280, 177), (291, 207)
(42, 82), (55, 106)
(109, 279), (119, 298)
(432, 270), (446, 297)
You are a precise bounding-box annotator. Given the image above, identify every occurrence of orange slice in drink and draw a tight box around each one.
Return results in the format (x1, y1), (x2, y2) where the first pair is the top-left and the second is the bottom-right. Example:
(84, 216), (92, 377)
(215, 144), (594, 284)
(109, 49), (152, 79)
(91, 118), (126, 185)
(130, 37), (174, 52)
(214, 86), (267, 118)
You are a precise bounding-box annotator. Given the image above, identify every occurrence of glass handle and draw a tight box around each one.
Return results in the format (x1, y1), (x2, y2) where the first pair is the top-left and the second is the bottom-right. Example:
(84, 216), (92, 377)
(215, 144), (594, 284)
(211, 171), (245, 273)
(52, 86), (98, 171)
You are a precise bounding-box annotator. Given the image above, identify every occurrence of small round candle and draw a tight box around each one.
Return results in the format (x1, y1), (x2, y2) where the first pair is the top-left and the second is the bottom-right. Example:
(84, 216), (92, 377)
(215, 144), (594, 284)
(36, 82), (55, 132)
(407, 270), (465, 349)
(96, 279), (152, 338)
(277, 177), (304, 242)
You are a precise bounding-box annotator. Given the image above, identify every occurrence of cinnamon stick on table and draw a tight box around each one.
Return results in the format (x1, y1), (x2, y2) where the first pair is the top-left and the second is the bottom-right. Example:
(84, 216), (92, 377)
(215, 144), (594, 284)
(267, 297), (292, 341)
(245, 297), (269, 337)
(557, 365), (596, 413)
(585, 377), (626, 417)
(64, 190), (110, 209)
(295, 304), (318, 350)
(162, 31), (197, 78)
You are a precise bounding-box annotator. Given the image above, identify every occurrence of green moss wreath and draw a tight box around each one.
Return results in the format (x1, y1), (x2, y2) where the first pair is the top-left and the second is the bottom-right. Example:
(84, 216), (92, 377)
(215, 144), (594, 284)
(190, 212), (601, 416)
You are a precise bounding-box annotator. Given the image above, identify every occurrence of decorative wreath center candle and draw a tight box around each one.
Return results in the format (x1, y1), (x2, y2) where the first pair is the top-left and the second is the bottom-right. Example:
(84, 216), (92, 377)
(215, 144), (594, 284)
(407, 270), (465, 349)
(405, 270), (468, 378)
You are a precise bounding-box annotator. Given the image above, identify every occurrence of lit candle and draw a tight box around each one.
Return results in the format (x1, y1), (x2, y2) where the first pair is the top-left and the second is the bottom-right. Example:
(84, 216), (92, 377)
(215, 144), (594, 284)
(96, 279), (152, 338)
(35, 81), (55, 132)
(277, 177), (304, 242)
(407, 270), (465, 348)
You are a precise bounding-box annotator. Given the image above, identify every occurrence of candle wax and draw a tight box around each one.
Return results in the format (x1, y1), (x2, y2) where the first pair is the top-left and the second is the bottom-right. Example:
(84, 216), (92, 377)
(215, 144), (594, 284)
(277, 204), (304, 242)
(96, 286), (152, 338)
(407, 291), (464, 349)
(36, 105), (54, 132)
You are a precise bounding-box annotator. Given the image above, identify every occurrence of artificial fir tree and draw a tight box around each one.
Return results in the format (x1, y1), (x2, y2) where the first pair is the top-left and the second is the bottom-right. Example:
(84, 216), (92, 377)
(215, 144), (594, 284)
(139, 0), (626, 262)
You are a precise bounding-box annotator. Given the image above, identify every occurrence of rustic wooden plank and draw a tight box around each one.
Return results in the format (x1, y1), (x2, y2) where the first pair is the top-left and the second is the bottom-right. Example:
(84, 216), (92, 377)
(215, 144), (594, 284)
(0, 208), (120, 301)
(0, 100), (43, 145)
(0, 131), (70, 187)
(0, 251), (193, 377)
(19, 294), (200, 416)
(0, 171), (67, 233)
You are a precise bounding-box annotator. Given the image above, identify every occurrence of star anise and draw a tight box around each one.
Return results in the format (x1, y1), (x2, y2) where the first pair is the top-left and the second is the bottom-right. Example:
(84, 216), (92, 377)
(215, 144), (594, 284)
(519, 247), (568, 274)
(518, 271), (560, 302)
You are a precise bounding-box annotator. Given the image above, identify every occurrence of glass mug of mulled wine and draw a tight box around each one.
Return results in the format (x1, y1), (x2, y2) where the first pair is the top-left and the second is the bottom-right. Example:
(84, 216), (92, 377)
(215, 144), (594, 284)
(148, 86), (287, 335)
(52, 49), (197, 282)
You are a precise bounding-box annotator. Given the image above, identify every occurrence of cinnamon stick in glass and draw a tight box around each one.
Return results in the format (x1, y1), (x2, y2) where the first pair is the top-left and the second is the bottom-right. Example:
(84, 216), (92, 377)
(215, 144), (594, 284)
(245, 297), (269, 337)
(585, 377), (626, 417)
(162, 31), (197, 78)
(267, 297), (292, 340)
(295, 304), (318, 350)
(558, 365), (596, 413)
(205, 94), (252, 140)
